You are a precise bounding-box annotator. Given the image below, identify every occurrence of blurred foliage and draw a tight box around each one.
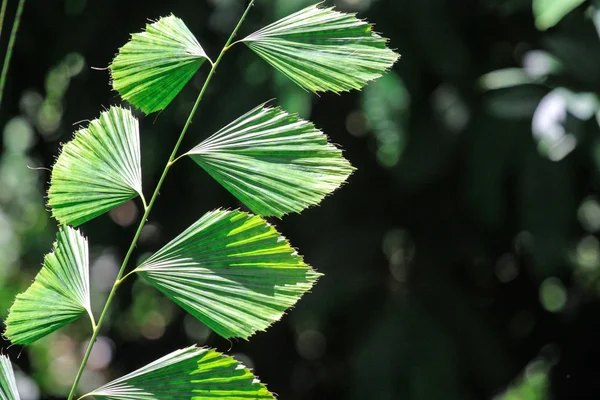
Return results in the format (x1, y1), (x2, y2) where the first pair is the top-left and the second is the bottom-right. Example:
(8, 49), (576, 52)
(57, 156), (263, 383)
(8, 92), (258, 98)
(2, 0), (600, 399)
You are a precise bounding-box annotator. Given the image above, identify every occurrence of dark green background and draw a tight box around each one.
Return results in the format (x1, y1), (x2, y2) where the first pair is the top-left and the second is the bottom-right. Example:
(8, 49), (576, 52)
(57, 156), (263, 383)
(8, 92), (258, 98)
(1, 0), (599, 399)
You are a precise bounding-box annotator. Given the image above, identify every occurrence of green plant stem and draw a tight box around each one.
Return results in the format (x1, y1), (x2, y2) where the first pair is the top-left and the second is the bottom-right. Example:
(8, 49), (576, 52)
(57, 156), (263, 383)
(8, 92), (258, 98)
(0, 0), (25, 110)
(66, 2), (255, 399)
(0, 0), (8, 41)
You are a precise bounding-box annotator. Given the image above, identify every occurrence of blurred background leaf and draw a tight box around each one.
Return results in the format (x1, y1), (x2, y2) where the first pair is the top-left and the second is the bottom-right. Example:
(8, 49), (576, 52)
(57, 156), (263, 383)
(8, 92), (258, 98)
(533, 0), (586, 30)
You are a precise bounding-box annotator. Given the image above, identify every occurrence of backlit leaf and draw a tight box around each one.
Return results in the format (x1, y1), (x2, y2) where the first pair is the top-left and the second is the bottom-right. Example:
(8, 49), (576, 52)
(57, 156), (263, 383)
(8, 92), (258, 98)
(84, 346), (274, 400)
(110, 15), (209, 114)
(243, 3), (400, 93)
(0, 355), (20, 400)
(135, 209), (320, 339)
(186, 104), (354, 217)
(48, 106), (143, 227)
(4, 226), (93, 345)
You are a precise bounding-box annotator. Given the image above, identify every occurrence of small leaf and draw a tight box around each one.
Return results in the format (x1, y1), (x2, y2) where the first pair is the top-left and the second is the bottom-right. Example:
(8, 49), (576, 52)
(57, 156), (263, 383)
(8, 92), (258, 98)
(243, 3), (400, 93)
(533, 0), (585, 30)
(48, 106), (143, 227)
(135, 209), (320, 339)
(0, 355), (20, 400)
(4, 226), (92, 345)
(85, 346), (274, 400)
(110, 14), (209, 114)
(186, 104), (354, 217)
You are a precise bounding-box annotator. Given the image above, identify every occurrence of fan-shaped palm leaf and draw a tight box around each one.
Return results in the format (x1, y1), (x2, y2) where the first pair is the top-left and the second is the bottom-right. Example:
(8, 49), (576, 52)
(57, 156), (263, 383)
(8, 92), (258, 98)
(0, 356), (20, 400)
(48, 106), (143, 227)
(4, 226), (92, 345)
(110, 14), (209, 114)
(84, 346), (274, 400)
(135, 209), (320, 339)
(242, 3), (400, 93)
(186, 104), (354, 217)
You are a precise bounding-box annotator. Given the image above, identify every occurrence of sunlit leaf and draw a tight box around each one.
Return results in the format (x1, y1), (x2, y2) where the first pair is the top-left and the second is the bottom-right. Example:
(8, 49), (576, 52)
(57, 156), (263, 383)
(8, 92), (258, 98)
(48, 106), (143, 227)
(4, 226), (93, 345)
(186, 104), (354, 217)
(84, 346), (274, 400)
(0, 355), (20, 400)
(135, 209), (320, 339)
(110, 14), (209, 114)
(243, 3), (400, 93)
(533, 0), (585, 30)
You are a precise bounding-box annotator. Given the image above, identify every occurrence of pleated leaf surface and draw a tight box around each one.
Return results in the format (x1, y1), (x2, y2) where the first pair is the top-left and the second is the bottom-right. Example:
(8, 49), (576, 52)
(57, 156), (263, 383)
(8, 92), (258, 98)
(110, 14), (208, 114)
(85, 346), (273, 400)
(48, 106), (143, 227)
(186, 104), (354, 217)
(243, 3), (400, 93)
(0, 356), (20, 400)
(4, 226), (92, 345)
(135, 209), (320, 339)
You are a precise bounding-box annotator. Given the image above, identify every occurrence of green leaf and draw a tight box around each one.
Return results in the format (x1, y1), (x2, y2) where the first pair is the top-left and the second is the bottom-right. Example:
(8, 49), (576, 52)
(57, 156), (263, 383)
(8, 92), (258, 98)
(242, 3), (400, 93)
(135, 209), (320, 339)
(48, 106), (143, 227)
(186, 104), (354, 217)
(110, 14), (209, 114)
(533, 0), (585, 30)
(4, 226), (93, 345)
(0, 356), (20, 400)
(84, 346), (274, 400)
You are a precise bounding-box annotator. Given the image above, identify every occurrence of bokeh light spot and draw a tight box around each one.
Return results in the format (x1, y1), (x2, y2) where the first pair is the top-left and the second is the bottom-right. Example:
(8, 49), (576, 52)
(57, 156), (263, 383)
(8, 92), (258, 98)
(539, 277), (567, 313)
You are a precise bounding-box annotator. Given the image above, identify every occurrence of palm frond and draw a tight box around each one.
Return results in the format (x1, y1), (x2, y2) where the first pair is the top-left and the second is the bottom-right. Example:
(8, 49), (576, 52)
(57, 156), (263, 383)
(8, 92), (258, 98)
(0, 355), (20, 400)
(4, 226), (92, 345)
(110, 15), (209, 114)
(186, 103), (354, 217)
(48, 106), (143, 227)
(85, 346), (274, 400)
(135, 209), (320, 339)
(243, 3), (400, 93)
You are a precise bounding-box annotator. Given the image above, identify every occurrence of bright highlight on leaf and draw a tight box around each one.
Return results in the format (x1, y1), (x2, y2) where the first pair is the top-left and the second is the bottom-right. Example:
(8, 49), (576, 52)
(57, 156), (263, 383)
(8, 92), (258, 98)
(186, 104), (354, 217)
(243, 3), (400, 93)
(533, 0), (585, 30)
(4, 227), (93, 345)
(48, 107), (143, 227)
(0, 356), (20, 400)
(84, 346), (274, 400)
(110, 14), (209, 114)
(135, 209), (320, 339)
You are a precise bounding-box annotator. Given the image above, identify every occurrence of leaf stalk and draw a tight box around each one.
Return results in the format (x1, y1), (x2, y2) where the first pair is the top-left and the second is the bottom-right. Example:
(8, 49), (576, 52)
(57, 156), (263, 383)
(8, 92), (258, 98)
(0, 0), (7, 41)
(0, 0), (25, 110)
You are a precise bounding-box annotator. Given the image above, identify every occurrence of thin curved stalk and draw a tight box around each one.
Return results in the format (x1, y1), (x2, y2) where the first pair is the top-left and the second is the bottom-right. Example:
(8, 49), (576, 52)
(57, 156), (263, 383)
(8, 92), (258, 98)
(66, 2), (255, 399)
(0, 0), (8, 41)
(0, 0), (25, 110)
